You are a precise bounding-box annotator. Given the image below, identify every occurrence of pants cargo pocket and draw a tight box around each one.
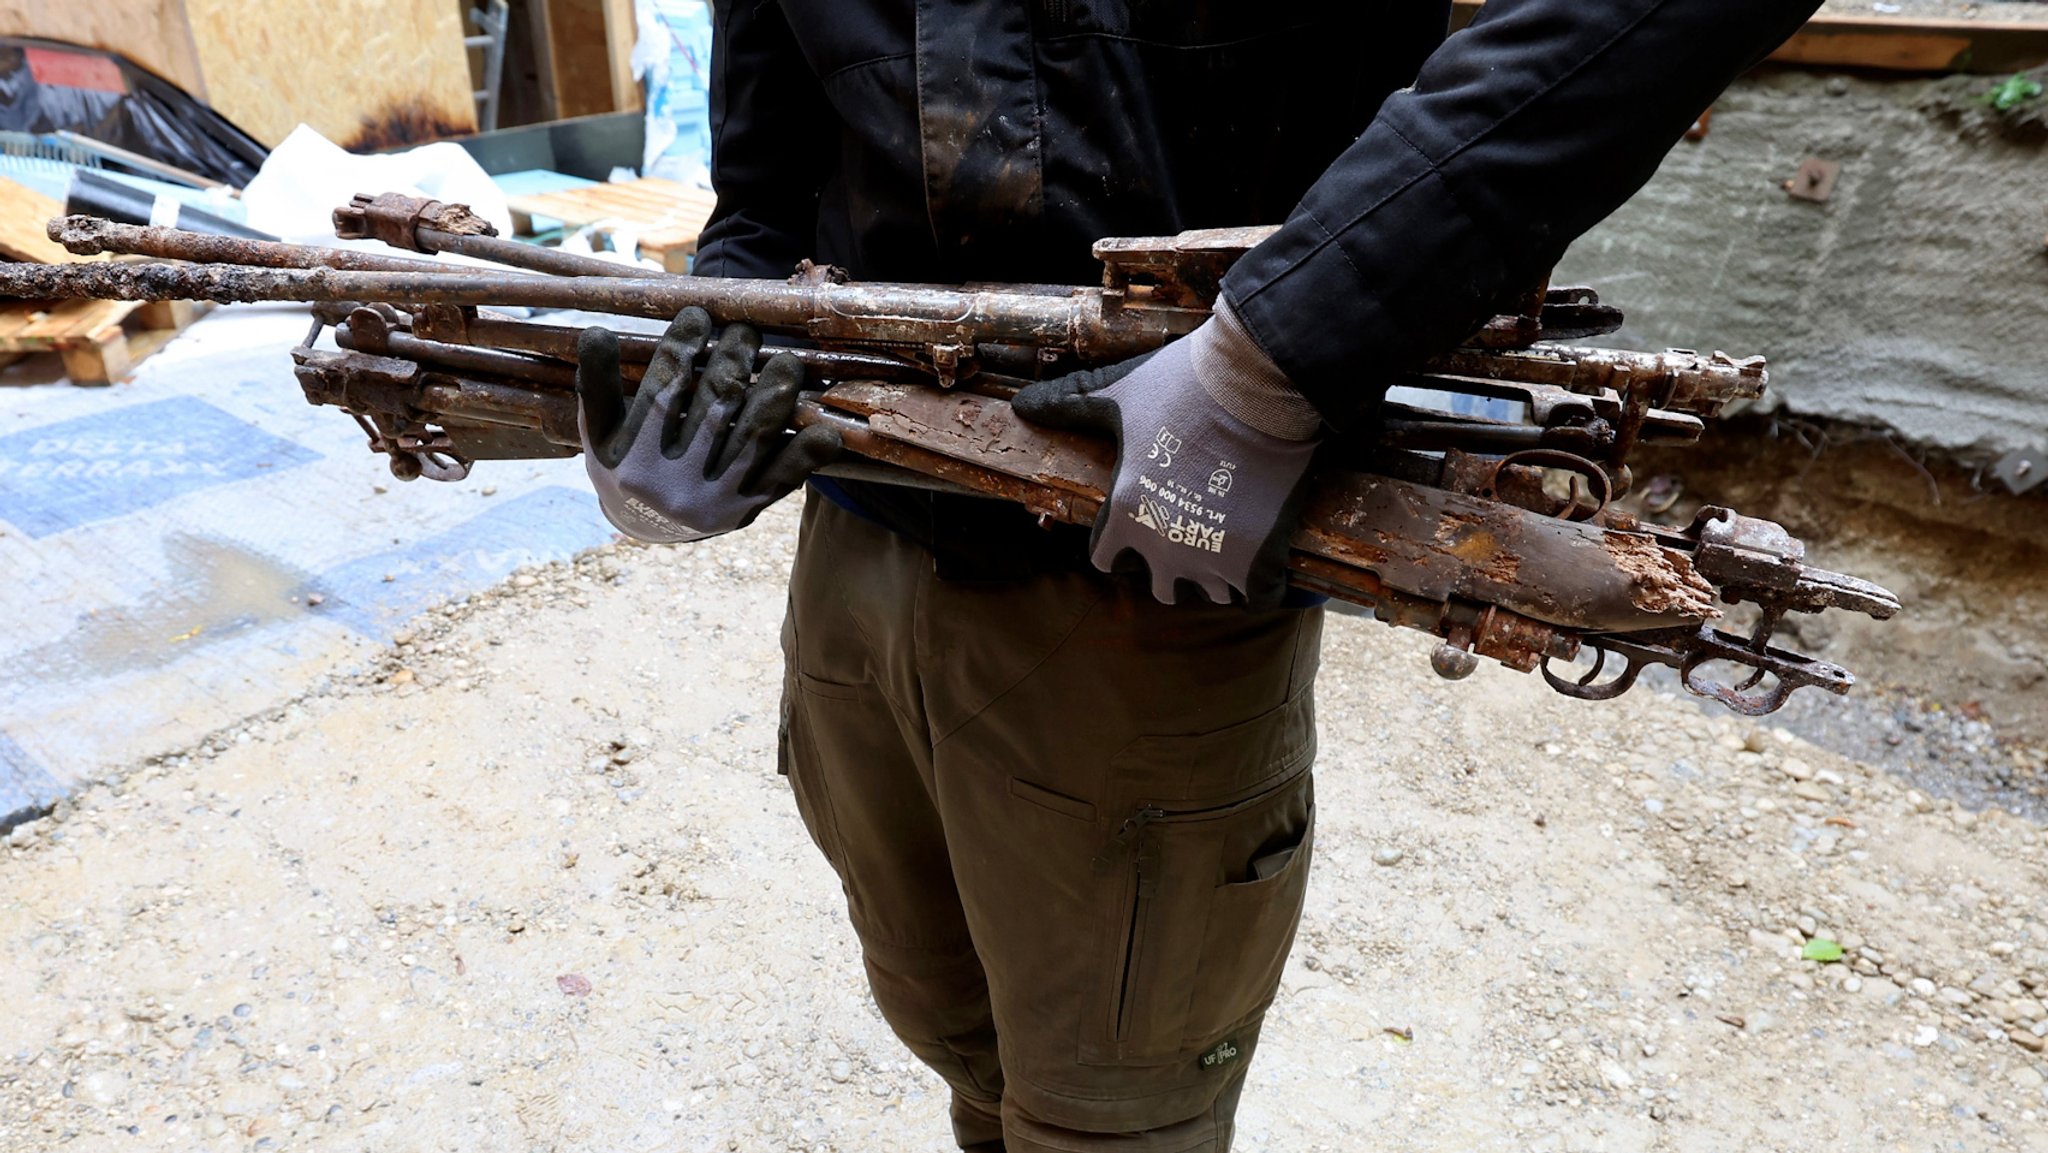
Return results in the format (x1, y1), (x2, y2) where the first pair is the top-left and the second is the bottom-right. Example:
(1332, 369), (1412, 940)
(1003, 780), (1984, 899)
(1184, 800), (1313, 1047)
(783, 670), (866, 879)
(1080, 700), (1316, 1067)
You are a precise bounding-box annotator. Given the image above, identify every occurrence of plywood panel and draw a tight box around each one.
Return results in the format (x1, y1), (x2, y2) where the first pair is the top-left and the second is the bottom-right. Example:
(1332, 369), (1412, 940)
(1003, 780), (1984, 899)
(0, 0), (205, 95)
(184, 0), (478, 150)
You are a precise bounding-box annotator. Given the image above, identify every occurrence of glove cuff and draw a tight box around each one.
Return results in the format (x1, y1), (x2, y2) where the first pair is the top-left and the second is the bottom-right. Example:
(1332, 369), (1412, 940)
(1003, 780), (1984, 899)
(1191, 298), (1324, 442)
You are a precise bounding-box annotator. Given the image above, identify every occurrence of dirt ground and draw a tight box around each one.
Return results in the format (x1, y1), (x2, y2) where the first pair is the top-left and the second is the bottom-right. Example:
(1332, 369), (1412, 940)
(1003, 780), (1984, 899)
(3, 493), (2048, 1153)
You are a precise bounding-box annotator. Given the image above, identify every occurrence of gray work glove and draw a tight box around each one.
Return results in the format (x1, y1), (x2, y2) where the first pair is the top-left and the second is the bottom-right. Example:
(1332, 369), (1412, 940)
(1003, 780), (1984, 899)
(1011, 299), (1324, 609)
(577, 308), (840, 544)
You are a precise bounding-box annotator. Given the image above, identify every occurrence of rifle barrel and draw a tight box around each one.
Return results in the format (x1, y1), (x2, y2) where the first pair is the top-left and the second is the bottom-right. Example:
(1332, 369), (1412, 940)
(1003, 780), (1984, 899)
(0, 259), (1190, 363)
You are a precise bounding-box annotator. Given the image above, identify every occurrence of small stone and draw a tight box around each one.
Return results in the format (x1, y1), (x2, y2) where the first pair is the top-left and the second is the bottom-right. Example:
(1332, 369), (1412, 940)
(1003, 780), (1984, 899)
(1790, 782), (1832, 804)
(1912, 1025), (1940, 1047)
(2013, 1032), (2047, 1053)
(829, 1060), (853, 1083)
(1780, 758), (1815, 782)
(1939, 987), (1975, 1006)
(305, 593), (325, 607)
(1372, 847), (1404, 867)
(2011, 1065), (2046, 1090)
(81, 1070), (125, 1107)
(481, 487), (498, 497)
(1910, 978), (1937, 997)
(513, 575), (539, 590)
(1743, 730), (1769, 754)
(1600, 1061), (1635, 1091)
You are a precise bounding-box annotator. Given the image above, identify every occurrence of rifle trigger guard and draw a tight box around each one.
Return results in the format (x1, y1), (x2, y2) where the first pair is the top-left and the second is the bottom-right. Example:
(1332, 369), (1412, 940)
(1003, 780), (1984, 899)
(1482, 450), (1613, 522)
(1540, 640), (1643, 702)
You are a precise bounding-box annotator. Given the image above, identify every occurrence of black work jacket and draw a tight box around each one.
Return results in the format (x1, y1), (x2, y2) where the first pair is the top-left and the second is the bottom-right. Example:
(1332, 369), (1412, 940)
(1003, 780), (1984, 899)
(694, 0), (1819, 561)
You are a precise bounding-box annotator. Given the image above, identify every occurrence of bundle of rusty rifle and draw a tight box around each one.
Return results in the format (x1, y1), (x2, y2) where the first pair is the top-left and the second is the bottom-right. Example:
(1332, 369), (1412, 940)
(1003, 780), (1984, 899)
(0, 192), (1900, 714)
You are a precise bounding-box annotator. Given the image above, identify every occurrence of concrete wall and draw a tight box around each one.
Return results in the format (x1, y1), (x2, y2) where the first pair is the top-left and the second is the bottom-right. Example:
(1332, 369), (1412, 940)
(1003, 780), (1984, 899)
(1557, 67), (2048, 464)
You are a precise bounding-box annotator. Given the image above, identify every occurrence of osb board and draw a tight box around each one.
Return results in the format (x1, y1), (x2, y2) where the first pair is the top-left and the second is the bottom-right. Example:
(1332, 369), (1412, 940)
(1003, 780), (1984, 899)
(183, 0), (478, 150)
(0, 0), (206, 95)
(0, 177), (107, 265)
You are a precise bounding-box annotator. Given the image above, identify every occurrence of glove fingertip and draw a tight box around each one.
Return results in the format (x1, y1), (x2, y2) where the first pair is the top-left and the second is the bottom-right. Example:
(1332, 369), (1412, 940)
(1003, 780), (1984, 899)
(785, 424), (842, 474)
(1010, 380), (1088, 428)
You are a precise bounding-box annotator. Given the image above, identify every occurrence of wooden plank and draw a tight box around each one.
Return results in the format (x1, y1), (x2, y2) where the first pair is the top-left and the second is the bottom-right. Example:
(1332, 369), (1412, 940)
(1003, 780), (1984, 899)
(506, 178), (717, 234)
(506, 177), (718, 270)
(0, 0), (206, 96)
(604, 0), (643, 113)
(0, 295), (202, 384)
(59, 328), (129, 385)
(1772, 30), (1974, 72)
(540, 0), (620, 119)
(0, 177), (99, 265)
(1448, 4), (2048, 74)
(10, 300), (137, 345)
(183, 0), (478, 149)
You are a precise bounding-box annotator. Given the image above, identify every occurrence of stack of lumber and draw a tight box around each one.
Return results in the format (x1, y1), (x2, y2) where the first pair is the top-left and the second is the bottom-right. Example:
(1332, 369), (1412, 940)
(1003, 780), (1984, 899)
(0, 176), (203, 385)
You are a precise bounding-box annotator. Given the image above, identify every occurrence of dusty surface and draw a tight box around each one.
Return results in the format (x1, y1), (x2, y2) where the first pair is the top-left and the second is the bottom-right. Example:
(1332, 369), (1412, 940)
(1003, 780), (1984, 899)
(5, 495), (2048, 1152)
(1820, 0), (2048, 19)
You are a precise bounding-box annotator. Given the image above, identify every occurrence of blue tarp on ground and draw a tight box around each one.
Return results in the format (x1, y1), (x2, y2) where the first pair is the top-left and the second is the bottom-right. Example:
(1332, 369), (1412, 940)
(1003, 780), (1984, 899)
(0, 306), (611, 828)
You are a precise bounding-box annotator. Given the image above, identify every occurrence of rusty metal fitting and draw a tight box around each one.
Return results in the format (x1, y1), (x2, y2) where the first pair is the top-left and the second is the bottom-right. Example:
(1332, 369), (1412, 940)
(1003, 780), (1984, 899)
(333, 192), (499, 252)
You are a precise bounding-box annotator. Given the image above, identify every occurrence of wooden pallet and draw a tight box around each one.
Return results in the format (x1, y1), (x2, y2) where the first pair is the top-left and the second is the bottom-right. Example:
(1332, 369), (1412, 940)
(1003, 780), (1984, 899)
(0, 298), (207, 385)
(506, 177), (719, 273)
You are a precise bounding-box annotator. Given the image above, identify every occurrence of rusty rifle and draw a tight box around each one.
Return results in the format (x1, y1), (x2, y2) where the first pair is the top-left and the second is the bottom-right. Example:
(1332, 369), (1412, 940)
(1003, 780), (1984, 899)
(0, 202), (1899, 713)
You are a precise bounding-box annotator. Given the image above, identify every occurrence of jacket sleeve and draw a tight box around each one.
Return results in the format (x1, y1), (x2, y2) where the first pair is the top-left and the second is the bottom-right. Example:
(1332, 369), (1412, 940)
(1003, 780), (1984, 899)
(692, 0), (835, 279)
(1221, 0), (1821, 426)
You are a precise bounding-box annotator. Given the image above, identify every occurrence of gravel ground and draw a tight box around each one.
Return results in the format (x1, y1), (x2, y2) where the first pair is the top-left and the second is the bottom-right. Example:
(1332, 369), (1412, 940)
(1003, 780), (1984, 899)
(5, 495), (2048, 1152)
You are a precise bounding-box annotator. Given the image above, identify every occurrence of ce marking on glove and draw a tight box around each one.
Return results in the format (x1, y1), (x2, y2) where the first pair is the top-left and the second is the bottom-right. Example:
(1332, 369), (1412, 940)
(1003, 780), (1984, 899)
(1147, 426), (1185, 468)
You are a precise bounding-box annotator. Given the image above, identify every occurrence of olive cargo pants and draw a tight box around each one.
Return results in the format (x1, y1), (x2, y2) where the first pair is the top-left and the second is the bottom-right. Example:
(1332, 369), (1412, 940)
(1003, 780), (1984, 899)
(777, 497), (1322, 1151)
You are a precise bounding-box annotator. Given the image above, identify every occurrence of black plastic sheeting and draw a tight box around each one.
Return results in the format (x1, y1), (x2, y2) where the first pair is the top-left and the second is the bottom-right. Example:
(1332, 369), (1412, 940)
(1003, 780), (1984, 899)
(66, 169), (274, 240)
(0, 37), (266, 187)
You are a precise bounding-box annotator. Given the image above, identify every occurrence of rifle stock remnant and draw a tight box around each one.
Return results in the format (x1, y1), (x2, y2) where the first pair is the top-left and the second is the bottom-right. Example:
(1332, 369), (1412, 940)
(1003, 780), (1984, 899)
(1, 196), (1899, 714)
